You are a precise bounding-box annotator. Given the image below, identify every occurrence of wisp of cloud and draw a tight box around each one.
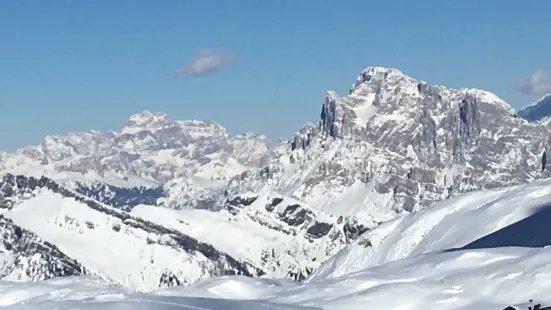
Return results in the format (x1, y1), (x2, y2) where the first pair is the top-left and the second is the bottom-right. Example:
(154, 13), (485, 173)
(513, 69), (551, 96)
(175, 49), (237, 77)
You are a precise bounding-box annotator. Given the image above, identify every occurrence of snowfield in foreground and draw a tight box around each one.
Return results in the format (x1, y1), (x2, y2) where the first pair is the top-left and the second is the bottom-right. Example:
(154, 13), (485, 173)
(0, 276), (313, 310)
(2, 246), (551, 310)
(4, 178), (551, 309)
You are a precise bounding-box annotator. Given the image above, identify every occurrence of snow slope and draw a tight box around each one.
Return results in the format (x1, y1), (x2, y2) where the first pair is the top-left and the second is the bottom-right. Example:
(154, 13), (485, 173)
(3, 246), (551, 310)
(0, 276), (316, 310)
(272, 246), (551, 310)
(309, 176), (551, 281)
(0, 174), (345, 286)
(0, 175), (263, 291)
(131, 189), (354, 281)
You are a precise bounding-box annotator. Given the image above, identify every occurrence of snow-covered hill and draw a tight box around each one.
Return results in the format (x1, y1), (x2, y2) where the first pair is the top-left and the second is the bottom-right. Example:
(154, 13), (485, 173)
(308, 175), (551, 281)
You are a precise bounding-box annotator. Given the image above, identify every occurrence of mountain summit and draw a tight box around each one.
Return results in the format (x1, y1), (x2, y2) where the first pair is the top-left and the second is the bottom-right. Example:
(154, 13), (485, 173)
(225, 66), (551, 227)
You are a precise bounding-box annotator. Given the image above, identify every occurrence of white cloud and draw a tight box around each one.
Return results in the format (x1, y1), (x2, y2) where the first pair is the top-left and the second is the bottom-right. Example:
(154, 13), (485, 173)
(513, 69), (551, 96)
(175, 49), (237, 77)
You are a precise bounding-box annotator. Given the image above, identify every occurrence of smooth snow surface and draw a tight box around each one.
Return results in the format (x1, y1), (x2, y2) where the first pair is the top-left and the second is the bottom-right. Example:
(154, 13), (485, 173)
(0, 277), (314, 310)
(2, 246), (551, 310)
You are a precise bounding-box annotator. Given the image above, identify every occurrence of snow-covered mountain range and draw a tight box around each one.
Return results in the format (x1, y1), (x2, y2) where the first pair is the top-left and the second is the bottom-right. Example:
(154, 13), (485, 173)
(224, 67), (551, 228)
(0, 112), (274, 210)
(2, 66), (551, 293)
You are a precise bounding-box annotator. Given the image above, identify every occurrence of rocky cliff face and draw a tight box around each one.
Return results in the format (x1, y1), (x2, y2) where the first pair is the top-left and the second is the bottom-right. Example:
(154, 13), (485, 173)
(223, 67), (551, 228)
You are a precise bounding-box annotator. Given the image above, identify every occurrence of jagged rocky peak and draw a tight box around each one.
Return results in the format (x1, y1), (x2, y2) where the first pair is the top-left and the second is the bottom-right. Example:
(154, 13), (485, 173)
(0, 173), (56, 209)
(320, 66), (421, 138)
(226, 65), (551, 223)
(319, 66), (533, 152)
(290, 123), (319, 152)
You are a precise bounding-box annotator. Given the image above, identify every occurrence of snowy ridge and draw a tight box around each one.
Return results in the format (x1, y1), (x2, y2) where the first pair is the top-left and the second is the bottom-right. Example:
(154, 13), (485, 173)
(0, 174), (263, 291)
(131, 194), (339, 281)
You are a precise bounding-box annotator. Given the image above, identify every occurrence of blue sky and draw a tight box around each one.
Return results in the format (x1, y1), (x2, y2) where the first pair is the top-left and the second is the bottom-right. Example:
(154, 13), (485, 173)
(1, 0), (550, 151)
